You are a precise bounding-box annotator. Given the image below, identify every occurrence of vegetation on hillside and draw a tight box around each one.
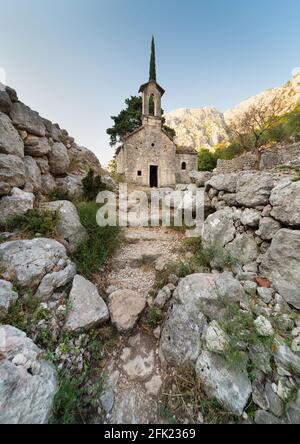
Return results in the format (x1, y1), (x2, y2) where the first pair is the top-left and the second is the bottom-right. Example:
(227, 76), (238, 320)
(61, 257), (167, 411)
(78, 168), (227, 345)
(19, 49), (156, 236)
(197, 102), (300, 171)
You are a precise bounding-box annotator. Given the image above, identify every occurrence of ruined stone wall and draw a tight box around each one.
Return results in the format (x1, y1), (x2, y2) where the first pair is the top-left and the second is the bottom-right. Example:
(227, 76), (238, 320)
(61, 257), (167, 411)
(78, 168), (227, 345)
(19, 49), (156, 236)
(215, 152), (257, 174)
(260, 142), (300, 170)
(0, 84), (102, 198)
(215, 142), (300, 174)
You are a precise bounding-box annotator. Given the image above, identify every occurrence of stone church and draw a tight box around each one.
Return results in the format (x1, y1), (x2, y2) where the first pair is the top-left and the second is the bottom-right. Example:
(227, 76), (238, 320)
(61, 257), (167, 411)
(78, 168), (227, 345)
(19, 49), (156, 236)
(115, 41), (197, 188)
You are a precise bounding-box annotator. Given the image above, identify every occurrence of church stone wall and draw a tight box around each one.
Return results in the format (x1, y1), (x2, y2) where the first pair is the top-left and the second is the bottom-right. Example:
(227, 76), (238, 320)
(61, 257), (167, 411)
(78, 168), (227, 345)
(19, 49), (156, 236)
(119, 117), (177, 187)
(175, 153), (198, 183)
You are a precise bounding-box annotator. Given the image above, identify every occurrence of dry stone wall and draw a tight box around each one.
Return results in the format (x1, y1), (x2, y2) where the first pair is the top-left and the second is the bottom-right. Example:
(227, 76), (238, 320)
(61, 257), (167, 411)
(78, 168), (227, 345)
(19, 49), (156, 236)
(0, 84), (102, 201)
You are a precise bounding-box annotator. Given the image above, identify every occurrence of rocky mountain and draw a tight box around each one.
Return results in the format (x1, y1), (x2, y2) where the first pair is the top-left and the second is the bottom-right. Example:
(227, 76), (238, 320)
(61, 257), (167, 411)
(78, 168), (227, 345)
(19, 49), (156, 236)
(165, 107), (230, 150)
(165, 72), (300, 151)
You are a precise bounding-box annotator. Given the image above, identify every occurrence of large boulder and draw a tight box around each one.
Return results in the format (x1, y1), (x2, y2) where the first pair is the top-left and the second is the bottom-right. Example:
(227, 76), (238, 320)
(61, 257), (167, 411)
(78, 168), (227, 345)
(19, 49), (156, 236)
(45, 201), (88, 252)
(55, 174), (84, 197)
(24, 136), (51, 157)
(42, 119), (62, 142)
(68, 145), (102, 176)
(260, 229), (300, 309)
(0, 154), (25, 189)
(48, 142), (70, 176)
(205, 173), (238, 193)
(0, 238), (76, 300)
(256, 217), (281, 241)
(270, 180), (300, 227)
(0, 325), (57, 424)
(24, 156), (42, 192)
(240, 209), (261, 228)
(225, 233), (259, 266)
(0, 280), (18, 317)
(190, 171), (213, 187)
(41, 173), (56, 195)
(202, 208), (237, 248)
(108, 289), (147, 333)
(65, 275), (109, 332)
(159, 273), (245, 366)
(195, 351), (252, 416)
(10, 102), (46, 137)
(0, 112), (24, 157)
(0, 90), (12, 113)
(236, 172), (274, 208)
(0, 187), (34, 226)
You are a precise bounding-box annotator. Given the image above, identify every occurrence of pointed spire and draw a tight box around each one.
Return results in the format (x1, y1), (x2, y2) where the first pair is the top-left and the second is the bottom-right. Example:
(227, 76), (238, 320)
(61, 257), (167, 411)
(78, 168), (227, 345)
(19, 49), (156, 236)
(149, 35), (157, 82)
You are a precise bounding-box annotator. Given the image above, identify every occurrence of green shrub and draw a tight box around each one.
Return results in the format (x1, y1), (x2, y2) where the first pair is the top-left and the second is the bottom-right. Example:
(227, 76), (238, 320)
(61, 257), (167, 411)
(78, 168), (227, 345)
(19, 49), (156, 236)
(147, 306), (164, 329)
(198, 148), (217, 171)
(6, 209), (59, 236)
(72, 202), (121, 279)
(82, 169), (107, 201)
(48, 189), (73, 202)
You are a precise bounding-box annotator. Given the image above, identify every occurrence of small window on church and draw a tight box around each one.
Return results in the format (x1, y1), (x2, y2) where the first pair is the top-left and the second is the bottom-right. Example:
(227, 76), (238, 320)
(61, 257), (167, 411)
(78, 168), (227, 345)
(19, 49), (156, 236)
(181, 162), (187, 170)
(151, 143), (155, 147)
(137, 170), (142, 176)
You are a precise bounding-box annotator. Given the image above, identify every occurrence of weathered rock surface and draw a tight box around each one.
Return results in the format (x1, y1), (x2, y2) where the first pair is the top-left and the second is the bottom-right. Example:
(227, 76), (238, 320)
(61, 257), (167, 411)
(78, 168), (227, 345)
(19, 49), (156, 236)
(45, 200), (88, 252)
(65, 275), (109, 332)
(24, 136), (51, 157)
(0, 154), (25, 189)
(260, 229), (300, 309)
(202, 208), (236, 248)
(236, 172), (273, 207)
(41, 173), (56, 194)
(195, 351), (252, 415)
(256, 217), (281, 240)
(48, 142), (70, 176)
(189, 171), (212, 187)
(24, 156), (42, 192)
(0, 112), (24, 157)
(10, 102), (46, 137)
(225, 233), (259, 266)
(270, 180), (300, 226)
(68, 145), (102, 176)
(159, 273), (245, 366)
(0, 238), (75, 298)
(240, 209), (261, 227)
(0, 280), (18, 316)
(55, 174), (84, 197)
(0, 90), (12, 113)
(0, 187), (34, 226)
(108, 289), (147, 333)
(205, 321), (228, 353)
(0, 325), (57, 424)
(206, 173), (238, 193)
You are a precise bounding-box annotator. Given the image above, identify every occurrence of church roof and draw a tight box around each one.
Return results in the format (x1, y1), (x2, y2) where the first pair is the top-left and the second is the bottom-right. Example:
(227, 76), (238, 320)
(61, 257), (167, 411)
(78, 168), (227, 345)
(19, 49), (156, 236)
(176, 146), (198, 155)
(139, 81), (165, 96)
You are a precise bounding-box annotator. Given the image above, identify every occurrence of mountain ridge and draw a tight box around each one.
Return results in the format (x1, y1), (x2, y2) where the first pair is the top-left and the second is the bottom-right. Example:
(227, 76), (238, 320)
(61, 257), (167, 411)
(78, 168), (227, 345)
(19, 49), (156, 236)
(165, 72), (300, 151)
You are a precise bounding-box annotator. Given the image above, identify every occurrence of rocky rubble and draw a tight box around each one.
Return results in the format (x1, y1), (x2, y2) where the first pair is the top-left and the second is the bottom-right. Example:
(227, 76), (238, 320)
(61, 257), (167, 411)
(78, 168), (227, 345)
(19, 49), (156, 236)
(158, 170), (300, 422)
(0, 325), (57, 424)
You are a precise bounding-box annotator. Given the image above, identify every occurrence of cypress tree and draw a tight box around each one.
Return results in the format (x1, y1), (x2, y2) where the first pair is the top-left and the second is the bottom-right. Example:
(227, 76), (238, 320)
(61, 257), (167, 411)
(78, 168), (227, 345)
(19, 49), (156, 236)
(149, 36), (157, 82)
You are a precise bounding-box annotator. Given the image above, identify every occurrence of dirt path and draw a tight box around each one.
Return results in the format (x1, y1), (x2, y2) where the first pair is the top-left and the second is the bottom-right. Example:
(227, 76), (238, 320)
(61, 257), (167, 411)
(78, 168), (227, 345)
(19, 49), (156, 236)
(101, 224), (183, 424)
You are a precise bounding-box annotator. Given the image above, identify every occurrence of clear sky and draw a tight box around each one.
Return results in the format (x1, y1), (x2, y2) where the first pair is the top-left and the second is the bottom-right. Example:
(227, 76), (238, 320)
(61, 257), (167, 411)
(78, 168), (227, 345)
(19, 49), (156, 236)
(0, 0), (299, 165)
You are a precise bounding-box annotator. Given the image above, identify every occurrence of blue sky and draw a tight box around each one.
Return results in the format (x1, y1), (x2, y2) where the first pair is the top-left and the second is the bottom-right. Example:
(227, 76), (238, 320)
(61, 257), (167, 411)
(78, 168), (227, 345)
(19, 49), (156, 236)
(0, 0), (299, 164)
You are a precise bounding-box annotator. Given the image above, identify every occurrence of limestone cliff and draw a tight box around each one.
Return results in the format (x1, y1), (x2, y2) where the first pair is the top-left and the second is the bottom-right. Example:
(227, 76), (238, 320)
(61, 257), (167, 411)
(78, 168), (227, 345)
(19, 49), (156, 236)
(165, 73), (300, 152)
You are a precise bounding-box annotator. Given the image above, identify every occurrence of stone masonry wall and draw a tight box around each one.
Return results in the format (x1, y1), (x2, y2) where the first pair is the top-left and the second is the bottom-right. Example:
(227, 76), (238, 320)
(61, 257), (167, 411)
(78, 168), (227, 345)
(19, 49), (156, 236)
(215, 142), (300, 174)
